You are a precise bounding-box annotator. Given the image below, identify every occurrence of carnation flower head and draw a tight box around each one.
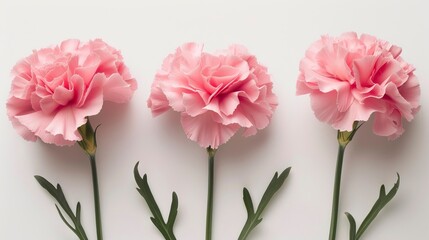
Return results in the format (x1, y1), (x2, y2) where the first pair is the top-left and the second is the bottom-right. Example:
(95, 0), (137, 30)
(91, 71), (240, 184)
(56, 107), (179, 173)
(148, 43), (277, 149)
(297, 32), (420, 139)
(7, 39), (137, 146)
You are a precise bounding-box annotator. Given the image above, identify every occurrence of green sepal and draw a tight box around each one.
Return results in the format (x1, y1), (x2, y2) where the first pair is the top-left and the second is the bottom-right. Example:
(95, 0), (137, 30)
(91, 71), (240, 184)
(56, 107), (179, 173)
(337, 121), (363, 147)
(134, 162), (178, 240)
(77, 119), (99, 157)
(238, 167), (291, 240)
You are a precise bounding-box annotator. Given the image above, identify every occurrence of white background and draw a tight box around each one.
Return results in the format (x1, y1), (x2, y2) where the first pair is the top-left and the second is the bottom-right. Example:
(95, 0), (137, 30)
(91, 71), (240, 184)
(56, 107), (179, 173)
(0, 0), (428, 239)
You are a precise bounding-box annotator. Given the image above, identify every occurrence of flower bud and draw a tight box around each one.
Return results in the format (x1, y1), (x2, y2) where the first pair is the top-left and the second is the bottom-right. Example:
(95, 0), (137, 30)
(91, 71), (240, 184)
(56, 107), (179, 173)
(77, 120), (97, 157)
(337, 121), (360, 147)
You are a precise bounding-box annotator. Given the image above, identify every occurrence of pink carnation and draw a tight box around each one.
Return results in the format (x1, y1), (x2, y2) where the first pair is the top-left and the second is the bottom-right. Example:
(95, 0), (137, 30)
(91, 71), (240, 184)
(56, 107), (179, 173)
(7, 39), (137, 146)
(148, 43), (277, 148)
(297, 32), (420, 139)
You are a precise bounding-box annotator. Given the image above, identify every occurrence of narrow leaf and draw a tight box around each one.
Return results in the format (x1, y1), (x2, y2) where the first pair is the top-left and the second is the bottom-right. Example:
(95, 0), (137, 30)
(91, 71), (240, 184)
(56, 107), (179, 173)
(243, 188), (255, 217)
(379, 185), (386, 198)
(35, 175), (88, 240)
(238, 167), (291, 240)
(76, 202), (82, 221)
(150, 217), (170, 239)
(54, 184), (76, 221)
(257, 167), (291, 216)
(345, 212), (357, 240)
(35, 175), (58, 198)
(354, 174), (400, 240)
(134, 163), (165, 223)
(167, 192), (179, 230)
(73, 203), (88, 240)
(134, 162), (178, 240)
(55, 205), (77, 234)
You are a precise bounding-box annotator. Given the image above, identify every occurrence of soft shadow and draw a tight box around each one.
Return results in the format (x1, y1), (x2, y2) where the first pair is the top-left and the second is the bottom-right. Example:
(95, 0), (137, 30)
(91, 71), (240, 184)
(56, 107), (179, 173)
(348, 112), (424, 166)
(35, 141), (88, 180)
(218, 125), (273, 167)
(33, 101), (135, 181)
(87, 101), (135, 167)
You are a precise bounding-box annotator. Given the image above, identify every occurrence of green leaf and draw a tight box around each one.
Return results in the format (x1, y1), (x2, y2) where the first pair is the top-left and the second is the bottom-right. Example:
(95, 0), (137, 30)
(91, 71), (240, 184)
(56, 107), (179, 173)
(345, 212), (356, 240)
(35, 175), (88, 240)
(243, 188), (254, 217)
(238, 167), (291, 240)
(134, 162), (178, 240)
(76, 202), (82, 221)
(345, 174), (400, 240)
(55, 205), (77, 235)
(167, 192), (179, 230)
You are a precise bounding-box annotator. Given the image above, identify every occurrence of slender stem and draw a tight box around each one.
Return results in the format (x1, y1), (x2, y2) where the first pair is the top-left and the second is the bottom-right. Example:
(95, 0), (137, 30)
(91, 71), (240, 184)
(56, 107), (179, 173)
(89, 155), (103, 240)
(206, 147), (216, 240)
(328, 144), (346, 240)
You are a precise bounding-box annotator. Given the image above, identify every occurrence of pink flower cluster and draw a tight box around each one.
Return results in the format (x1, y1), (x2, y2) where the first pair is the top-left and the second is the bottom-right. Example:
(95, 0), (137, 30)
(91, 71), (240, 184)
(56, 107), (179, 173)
(148, 43), (277, 148)
(297, 32), (420, 139)
(7, 39), (137, 146)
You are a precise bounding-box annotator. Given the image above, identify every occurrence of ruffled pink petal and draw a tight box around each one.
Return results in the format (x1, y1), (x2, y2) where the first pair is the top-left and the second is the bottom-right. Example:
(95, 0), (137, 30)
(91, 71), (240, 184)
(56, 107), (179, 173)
(74, 53), (101, 85)
(52, 86), (74, 106)
(310, 91), (344, 129)
(60, 39), (81, 53)
(30, 91), (43, 111)
(45, 107), (82, 142)
(296, 73), (315, 95)
(388, 45), (402, 58)
(44, 64), (67, 87)
(12, 59), (31, 77)
(15, 111), (74, 146)
(181, 112), (240, 148)
(103, 73), (136, 103)
(163, 85), (187, 112)
(373, 110), (404, 139)
(219, 92), (240, 116)
(318, 78), (352, 112)
(215, 108), (253, 128)
(10, 117), (37, 141)
(183, 92), (207, 117)
(384, 83), (414, 121)
(209, 65), (240, 86)
(11, 75), (35, 99)
(353, 56), (377, 88)
(125, 77), (138, 92)
(373, 59), (403, 86)
(70, 74), (86, 107)
(222, 55), (250, 81)
(147, 85), (170, 116)
(7, 97), (37, 141)
(179, 43), (203, 69)
(40, 96), (60, 114)
(79, 74), (105, 116)
(399, 74), (420, 109)
(43, 74), (104, 143)
(316, 44), (353, 82)
(235, 98), (273, 134)
(333, 101), (376, 131)
(237, 79), (260, 103)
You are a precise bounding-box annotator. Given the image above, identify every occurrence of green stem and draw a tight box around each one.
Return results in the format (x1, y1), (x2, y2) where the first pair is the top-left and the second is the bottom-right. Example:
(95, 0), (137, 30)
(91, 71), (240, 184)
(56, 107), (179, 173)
(329, 144), (346, 240)
(206, 147), (216, 240)
(89, 155), (103, 240)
